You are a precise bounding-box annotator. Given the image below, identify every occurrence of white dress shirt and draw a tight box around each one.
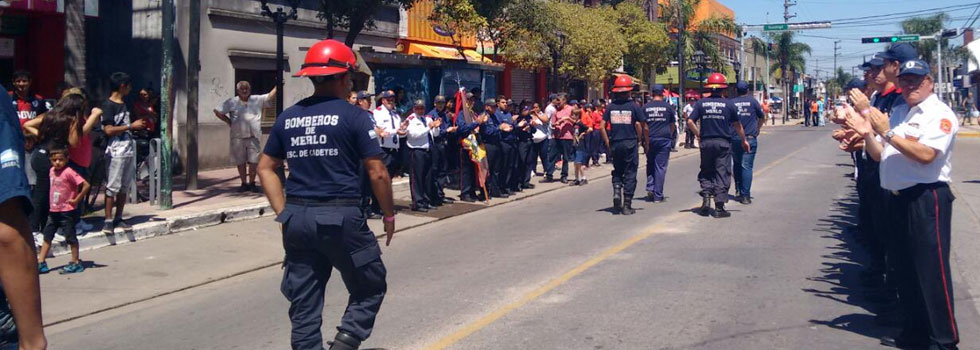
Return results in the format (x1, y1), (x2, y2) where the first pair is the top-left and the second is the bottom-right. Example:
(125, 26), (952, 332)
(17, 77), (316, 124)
(880, 93), (958, 191)
(373, 105), (401, 149)
(406, 112), (439, 149)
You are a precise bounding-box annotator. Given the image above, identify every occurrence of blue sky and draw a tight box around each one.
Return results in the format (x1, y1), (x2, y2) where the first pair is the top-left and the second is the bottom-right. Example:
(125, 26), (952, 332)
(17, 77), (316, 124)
(721, 0), (980, 79)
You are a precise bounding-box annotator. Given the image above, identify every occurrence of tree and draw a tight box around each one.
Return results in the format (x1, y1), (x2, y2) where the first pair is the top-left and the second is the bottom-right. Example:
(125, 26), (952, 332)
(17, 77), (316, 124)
(469, 0), (513, 59)
(563, 4), (626, 88)
(769, 31), (811, 118)
(659, 0), (739, 72)
(318, 0), (421, 47)
(429, 0), (487, 59)
(826, 67), (852, 100)
(900, 13), (950, 68)
(614, 0), (670, 87)
(746, 36), (768, 88)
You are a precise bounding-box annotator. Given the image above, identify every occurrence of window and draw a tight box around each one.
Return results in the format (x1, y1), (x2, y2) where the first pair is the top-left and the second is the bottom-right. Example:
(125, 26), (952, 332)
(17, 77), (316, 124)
(233, 68), (278, 127)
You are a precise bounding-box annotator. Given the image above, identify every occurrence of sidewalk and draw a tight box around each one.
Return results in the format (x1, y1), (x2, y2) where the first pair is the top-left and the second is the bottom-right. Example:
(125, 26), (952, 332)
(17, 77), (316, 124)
(50, 146), (701, 257)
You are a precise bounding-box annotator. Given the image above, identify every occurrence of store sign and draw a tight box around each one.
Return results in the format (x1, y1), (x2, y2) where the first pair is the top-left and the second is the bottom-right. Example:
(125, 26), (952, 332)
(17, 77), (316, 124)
(0, 39), (14, 58)
(7, 0), (98, 17)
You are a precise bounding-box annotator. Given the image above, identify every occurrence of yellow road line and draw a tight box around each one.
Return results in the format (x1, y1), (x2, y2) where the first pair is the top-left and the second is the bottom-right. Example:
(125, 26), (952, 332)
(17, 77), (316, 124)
(958, 132), (980, 138)
(422, 223), (667, 350)
(422, 136), (811, 350)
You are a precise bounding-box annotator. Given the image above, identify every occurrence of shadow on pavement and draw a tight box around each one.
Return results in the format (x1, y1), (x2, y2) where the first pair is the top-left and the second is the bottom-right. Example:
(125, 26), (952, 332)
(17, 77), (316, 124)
(804, 185), (898, 341)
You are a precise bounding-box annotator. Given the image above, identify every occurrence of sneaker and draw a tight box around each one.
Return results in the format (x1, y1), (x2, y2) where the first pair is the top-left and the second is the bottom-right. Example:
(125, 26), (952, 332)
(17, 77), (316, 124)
(238, 184), (248, 192)
(38, 262), (49, 274)
(580, 179), (588, 185)
(102, 220), (114, 235)
(249, 183), (262, 193)
(113, 218), (132, 230)
(60, 262), (85, 274)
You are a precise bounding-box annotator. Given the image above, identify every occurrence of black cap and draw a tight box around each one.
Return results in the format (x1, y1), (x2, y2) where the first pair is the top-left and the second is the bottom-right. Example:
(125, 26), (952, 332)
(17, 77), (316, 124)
(465, 92), (475, 100)
(584, 103), (594, 108)
(898, 59), (930, 77)
(471, 87), (482, 94)
(651, 84), (665, 94)
(485, 98), (496, 105)
(878, 43), (918, 64)
(413, 99), (426, 107)
(569, 99), (579, 105)
(846, 78), (866, 90)
(434, 95), (447, 103)
(379, 90), (396, 99)
(548, 93), (558, 101)
(356, 91), (374, 100)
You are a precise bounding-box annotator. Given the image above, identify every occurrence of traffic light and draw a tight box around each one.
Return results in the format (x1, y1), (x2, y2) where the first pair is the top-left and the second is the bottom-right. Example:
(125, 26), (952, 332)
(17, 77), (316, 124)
(861, 35), (919, 44)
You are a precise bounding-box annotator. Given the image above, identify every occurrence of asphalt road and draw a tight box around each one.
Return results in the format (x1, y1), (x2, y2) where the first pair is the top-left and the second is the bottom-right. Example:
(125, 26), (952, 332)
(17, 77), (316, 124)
(43, 126), (980, 350)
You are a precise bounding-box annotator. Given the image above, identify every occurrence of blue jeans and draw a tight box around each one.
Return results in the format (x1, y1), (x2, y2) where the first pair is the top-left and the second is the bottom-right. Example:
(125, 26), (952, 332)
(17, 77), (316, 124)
(645, 138), (672, 199)
(731, 137), (758, 197)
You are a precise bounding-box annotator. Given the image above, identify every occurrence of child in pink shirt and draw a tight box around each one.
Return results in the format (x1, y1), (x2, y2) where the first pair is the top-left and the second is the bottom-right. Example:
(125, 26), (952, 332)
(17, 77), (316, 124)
(38, 149), (90, 274)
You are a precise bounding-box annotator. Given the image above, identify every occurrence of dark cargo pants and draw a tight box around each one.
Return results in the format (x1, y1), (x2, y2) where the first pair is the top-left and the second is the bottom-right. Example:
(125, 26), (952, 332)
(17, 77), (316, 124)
(697, 138), (732, 203)
(276, 203), (387, 350)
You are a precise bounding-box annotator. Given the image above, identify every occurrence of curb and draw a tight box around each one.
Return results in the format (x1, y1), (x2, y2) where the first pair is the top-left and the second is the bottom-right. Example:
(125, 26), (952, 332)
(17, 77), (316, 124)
(43, 151), (697, 257)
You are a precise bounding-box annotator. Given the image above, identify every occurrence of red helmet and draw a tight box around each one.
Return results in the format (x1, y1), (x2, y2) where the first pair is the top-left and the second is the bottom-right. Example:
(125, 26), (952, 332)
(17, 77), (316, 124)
(704, 73), (728, 89)
(293, 39), (357, 78)
(611, 75), (634, 92)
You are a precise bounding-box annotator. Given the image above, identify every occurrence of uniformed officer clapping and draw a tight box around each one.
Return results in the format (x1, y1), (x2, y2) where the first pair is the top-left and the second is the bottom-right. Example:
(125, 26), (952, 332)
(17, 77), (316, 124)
(843, 59), (960, 350)
(256, 39), (395, 350)
(686, 73), (750, 218)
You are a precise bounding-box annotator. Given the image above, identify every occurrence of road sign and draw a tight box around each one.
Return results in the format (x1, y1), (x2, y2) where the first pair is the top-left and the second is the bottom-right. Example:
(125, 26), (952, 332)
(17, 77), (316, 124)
(861, 35), (920, 44)
(763, 24), (788, 31)
(754, 21), (832, 32)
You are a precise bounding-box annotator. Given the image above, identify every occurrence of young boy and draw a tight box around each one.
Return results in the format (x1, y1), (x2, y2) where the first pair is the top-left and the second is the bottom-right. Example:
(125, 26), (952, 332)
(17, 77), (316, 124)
(96, 72), (146, 234)
(38, 149), (90, 274)
(570, 108), (593, 186)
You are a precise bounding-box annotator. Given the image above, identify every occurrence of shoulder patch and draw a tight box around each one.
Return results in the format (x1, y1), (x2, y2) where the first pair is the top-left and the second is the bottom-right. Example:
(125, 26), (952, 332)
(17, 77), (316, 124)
(1, 149), (20, 169)
(940, 119), (952, 134)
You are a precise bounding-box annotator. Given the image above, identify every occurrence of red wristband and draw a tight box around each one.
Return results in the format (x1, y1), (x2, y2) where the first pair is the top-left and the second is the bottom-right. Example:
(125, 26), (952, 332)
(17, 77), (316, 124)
(383, 216), (395, 223)
(861, 109), (870, 116)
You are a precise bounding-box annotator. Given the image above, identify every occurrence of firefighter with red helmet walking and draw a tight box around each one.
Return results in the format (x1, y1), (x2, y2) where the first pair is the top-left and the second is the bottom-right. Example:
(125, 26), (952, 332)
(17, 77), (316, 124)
(599, 75), (647, 215)
(257, 39), (396, 350)
(686, 73), (750, 218)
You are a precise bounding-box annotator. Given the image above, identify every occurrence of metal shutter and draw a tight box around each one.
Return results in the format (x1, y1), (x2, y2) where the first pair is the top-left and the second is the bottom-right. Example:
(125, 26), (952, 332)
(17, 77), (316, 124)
(510, 69), (536, 103)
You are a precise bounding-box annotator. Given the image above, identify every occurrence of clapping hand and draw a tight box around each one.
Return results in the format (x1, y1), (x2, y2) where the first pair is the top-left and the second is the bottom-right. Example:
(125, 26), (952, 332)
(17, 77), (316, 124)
(848, 88), (871, 112)
(843, 104), (873, 137)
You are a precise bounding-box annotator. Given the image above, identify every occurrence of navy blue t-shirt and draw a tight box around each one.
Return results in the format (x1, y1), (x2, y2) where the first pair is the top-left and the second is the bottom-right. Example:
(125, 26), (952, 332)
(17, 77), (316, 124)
(480, 109), (501, 144)
(0, 84), (31, 214)
(689, 96), (738, 139)
(263, 96), (383, 199)
(603, 99), (646, 141)
(495, 110), (517, 142)
(642, 100), (676, 140)
(427, 107), (449, 139)
(729, 95), (764, 137)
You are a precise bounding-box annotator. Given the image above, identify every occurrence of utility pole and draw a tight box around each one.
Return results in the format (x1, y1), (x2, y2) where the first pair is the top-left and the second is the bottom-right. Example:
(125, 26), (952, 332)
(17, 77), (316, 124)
(783, 0), (796, 23)
(159, 0), (174, 209)
(833, 40), (841, 77)
(677, 3), (685, 110)
(186, 0), (200, 190)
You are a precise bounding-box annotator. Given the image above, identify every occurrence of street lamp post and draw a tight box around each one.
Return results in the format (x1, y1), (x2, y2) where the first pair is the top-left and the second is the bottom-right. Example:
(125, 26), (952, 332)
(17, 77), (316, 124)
(551, 31), (567, 93)
(260, 0), (299, 117)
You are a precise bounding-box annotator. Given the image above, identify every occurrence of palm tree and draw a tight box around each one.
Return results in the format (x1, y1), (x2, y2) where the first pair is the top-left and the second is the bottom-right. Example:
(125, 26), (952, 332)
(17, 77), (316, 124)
(747, 36), (768, 90)
(901, 13), (949, 68)
(659, 0), (740, 78)
(769, 31), (811, 119)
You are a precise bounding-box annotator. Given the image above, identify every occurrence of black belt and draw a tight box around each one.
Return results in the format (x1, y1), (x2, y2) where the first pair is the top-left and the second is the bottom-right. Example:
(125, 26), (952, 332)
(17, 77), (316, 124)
(890, 182), (948, 197)
(286, 196), (361, 207)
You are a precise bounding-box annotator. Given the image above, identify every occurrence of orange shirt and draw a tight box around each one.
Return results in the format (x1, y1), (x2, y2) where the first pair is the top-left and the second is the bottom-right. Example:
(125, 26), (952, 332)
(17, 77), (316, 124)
(810, 102), (818, 113)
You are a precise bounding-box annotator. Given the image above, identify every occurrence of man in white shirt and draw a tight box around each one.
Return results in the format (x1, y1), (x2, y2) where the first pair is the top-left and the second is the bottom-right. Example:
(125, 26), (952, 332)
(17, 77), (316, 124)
(540, 94), (558, 179)
(405, 100), (440, 212)
(682, 101), (696, 148)
(846, 60), (959, 350)
(373, 90), (407, 177)
(214, 81), (276, 192)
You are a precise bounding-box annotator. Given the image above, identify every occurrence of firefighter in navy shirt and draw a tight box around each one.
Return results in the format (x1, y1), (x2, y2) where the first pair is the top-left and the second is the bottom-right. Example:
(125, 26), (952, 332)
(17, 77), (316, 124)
(728, 81), (766, 205)
(686, 73), (750, 218)
(642, 84), (676, 203)
(257, 39), (395, 350)
(599, 75), (647, 215)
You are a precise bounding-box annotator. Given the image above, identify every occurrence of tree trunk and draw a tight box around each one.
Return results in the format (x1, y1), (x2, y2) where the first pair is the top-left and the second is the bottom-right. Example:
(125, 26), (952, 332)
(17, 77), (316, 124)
(63, 0), (85, 87)
(327, 15), (335, 39)
(345, 16), (367, 48)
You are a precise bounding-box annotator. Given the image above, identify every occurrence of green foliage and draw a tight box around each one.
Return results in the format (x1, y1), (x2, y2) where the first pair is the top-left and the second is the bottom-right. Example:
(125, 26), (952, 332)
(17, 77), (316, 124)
(769, 31), (811, 81)
(615, 1), (670, 83)
(318, 0), (420, 47)
(429, 0), (488, 58)
(900, 13), (949, 67)
(561, 4), (627, 85)
(826, 67), (853, 98)
(658, 0), (740, 72)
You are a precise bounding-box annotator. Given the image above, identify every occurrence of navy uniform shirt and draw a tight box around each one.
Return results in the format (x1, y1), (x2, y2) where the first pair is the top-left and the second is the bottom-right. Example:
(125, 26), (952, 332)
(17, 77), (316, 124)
(454, 109), (480, 139)
(495, 110), (517, 142)
(689, 96), (738, 139)
(0, 84), (32, 214)
(427, 107), (449, 140)
(480, 109), (502, 144)
(729, 95), (764, 137)
(642, 100), (676, 140)
(263, 96), (383, 199)
(603, 99), (647, 141)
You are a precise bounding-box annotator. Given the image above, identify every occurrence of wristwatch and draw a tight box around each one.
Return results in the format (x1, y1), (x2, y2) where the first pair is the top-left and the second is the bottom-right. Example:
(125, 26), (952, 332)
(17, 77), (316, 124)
(883, 129), (895, 143)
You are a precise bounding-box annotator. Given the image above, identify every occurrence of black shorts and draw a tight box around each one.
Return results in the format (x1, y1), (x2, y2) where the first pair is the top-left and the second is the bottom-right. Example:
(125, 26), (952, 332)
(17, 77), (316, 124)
(42, 211), (79, 245)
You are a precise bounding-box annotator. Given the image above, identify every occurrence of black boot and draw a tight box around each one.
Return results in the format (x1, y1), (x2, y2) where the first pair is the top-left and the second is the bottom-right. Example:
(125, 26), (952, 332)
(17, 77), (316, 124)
(698, 194), (712, 216)
(712, 201), (731, 218)
(613, 185), (623, 214)
(622, 198), (635, 215)
(328, 332), (361, 350)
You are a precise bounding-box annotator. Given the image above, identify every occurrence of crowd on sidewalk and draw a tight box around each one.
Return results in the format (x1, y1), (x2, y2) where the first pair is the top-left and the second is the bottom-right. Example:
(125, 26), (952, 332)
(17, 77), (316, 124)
(830, 43), (961, 350)
(10, 70), (161, 275)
